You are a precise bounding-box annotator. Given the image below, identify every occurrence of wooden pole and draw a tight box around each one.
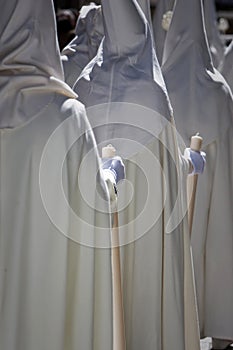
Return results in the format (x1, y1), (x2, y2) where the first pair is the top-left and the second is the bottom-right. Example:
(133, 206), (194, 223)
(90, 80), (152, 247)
(184, 135), (203, 350)
(112, 203), (126, 350)
(102, 145), (126, 350)
(187, 134), (203, 235)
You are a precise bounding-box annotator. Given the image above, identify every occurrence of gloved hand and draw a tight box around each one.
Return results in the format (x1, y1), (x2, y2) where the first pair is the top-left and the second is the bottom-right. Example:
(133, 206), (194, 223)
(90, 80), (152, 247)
(184, 148), (206, 175)
(101, 156), (125, 185)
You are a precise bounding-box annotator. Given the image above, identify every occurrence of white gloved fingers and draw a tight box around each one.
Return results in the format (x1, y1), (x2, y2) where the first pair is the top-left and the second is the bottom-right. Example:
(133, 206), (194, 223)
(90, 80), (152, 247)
(184, 148), (206, 175)
(101, 156), (125, 184)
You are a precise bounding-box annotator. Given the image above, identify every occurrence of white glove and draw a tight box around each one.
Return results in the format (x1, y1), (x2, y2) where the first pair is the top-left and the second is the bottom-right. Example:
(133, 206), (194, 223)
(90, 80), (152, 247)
(184, 148), (206, 175)
(101, 156), (125, 201)
(101, 156), (125, 185)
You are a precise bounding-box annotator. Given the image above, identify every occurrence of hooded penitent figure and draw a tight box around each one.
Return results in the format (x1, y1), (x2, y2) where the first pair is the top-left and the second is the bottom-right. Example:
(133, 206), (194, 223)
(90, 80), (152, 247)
(61, 2), (104, 87)
(220, 39), (233, 92)
(74, 0), (200, 349)
(153, 0), (224, 68)
(159, 0), (233, 347)
(0, 1), (114, 349)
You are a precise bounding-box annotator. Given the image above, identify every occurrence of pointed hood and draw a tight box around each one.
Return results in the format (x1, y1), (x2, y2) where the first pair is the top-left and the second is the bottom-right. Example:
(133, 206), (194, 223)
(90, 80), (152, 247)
(102, 0), (146, 59)
(161, 0), (233, 146)
(0, 0), (76, 128)
(78, 0), (168, 93)
(152, 0), (175, 64)
(203, 0), (224, 68)
(162, 0), (213, 69)
(101, 0), (166, 89)
(74, 0), (172, 158)
(220, 40), (233, 92)
(61, 3), (104, 87)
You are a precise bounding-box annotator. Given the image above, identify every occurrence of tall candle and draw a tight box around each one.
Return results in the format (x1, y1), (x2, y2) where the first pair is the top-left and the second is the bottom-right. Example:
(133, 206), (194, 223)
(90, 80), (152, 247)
(190, 133), (203, 152)
(102, 144), (116, 158)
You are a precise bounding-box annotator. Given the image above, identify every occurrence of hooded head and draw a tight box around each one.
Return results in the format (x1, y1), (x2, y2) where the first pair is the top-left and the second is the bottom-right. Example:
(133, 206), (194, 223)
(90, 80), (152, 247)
(0, 0), (75, 128)
(61, 3), (104, 87)
(162, 0), (213, 70)
(101, 0), (153, 72)
(161, 0), (233, 146)
(74, 3), (104, 59)
(76, 0), (169, 99)
(102, 0), (143, 55)
(74, 0), (173, 158)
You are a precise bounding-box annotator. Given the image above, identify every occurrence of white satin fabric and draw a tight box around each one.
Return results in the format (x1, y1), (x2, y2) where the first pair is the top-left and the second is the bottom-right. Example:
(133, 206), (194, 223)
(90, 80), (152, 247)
(0, 0), (114, 349)
(74, 0), (200, 349)
(61, 3), (104, 87)
(159, 0), (233, 342)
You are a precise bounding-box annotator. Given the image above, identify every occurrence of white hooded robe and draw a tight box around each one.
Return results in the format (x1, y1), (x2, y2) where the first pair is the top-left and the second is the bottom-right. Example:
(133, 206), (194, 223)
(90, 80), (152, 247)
(0, 1), (114, 349)
(74, 0), (200, 349)
(160, 0), (233, 341)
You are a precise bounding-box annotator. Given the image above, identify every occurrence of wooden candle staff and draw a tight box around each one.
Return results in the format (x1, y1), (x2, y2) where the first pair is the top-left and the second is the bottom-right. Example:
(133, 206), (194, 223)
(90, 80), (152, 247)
(187, 133), (203, 235)
(102, 145), (126, 350)
(184, 134), (203, 350)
